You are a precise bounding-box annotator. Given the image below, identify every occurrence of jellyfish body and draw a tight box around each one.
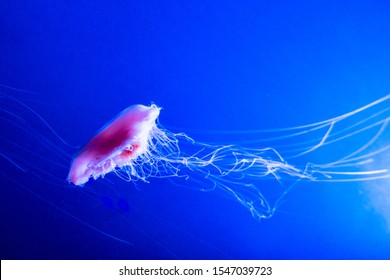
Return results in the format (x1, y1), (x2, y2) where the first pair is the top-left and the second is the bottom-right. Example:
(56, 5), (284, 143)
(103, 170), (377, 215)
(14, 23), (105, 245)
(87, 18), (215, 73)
(68, 104), (160, 185)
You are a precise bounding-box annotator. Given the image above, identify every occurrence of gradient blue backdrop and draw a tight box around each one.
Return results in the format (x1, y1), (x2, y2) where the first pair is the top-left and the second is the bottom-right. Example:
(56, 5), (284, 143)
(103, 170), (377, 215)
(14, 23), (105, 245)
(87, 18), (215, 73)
(1, 0), (390, 259)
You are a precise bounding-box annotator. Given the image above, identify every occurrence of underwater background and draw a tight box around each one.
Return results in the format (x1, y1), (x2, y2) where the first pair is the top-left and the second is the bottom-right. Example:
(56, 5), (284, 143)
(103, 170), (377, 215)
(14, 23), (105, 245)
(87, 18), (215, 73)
(1, 0), (390, 259)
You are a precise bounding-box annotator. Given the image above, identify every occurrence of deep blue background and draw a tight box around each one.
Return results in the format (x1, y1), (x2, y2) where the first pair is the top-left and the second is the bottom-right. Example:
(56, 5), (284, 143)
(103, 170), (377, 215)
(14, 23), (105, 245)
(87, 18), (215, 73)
(1, 0), (390, 259)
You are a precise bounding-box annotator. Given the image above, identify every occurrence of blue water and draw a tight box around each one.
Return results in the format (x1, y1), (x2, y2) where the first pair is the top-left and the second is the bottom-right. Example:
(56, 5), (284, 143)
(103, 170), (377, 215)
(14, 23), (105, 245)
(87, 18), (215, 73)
(1, 0), (390, 259)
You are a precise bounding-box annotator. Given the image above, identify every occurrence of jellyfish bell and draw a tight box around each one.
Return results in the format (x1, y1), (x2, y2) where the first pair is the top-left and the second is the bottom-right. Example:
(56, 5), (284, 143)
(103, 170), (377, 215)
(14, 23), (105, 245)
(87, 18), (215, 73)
(68, 104), (161, 186)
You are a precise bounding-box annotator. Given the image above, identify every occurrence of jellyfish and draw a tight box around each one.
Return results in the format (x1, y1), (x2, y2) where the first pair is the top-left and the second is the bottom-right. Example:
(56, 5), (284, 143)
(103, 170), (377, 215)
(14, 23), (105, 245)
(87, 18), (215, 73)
(67, 95), (390, 220)
(2, 85), (390, 257)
